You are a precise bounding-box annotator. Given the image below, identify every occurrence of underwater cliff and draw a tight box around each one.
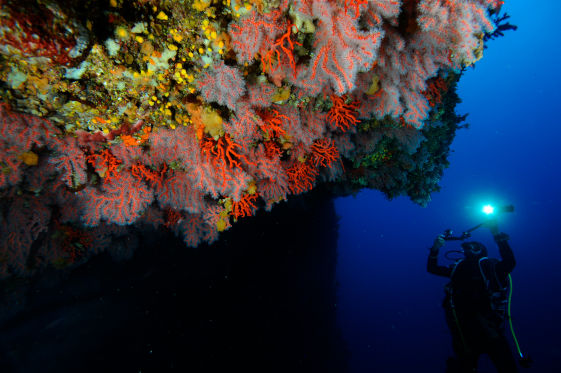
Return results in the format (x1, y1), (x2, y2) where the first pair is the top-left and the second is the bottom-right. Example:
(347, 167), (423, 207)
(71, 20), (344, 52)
(0, 0), (507, 277)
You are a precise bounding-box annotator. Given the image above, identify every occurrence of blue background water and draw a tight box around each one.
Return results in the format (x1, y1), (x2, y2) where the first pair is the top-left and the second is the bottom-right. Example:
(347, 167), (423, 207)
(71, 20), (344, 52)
(335, 1), (561, 371)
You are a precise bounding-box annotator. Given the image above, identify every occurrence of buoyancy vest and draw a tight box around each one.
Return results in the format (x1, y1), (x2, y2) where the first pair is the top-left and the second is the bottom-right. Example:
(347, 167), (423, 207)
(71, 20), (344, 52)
(445, 257), (508, 320)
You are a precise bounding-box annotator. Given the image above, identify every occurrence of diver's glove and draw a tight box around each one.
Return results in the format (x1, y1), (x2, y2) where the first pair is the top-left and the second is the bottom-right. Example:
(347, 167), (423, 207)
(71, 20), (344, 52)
(483, 218), (509, 241)
(430, 234), (445, 255)
(493, 232), (510, 242)
(483, 218), (500, 235)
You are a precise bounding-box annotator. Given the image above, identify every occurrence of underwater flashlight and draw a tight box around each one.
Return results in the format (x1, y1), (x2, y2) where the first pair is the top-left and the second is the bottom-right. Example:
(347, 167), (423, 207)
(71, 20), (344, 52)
(482, 204), (514, 215)
(483, 204), (495, 215)
(443, 204), (515, 241)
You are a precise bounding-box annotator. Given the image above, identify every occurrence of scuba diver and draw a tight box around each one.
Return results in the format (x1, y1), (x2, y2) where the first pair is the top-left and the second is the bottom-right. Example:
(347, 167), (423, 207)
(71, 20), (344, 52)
(427, 220), (520, 373)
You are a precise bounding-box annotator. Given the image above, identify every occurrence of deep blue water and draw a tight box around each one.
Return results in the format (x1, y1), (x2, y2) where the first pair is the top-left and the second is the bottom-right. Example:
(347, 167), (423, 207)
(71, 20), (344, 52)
(335, 1), (561, 372)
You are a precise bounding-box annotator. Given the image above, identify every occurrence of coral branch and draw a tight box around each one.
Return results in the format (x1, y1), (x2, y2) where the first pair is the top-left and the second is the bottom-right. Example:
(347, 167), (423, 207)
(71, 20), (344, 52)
(311, 138), (340, 168)
(197, 61), (246, 110)
(328, 95), (360, 132)
(80, 172), (154, 226)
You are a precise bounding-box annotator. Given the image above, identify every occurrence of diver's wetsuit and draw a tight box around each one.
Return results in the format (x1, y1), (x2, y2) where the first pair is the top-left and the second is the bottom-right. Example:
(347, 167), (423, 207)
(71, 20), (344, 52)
(427, 234), (519, 373)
